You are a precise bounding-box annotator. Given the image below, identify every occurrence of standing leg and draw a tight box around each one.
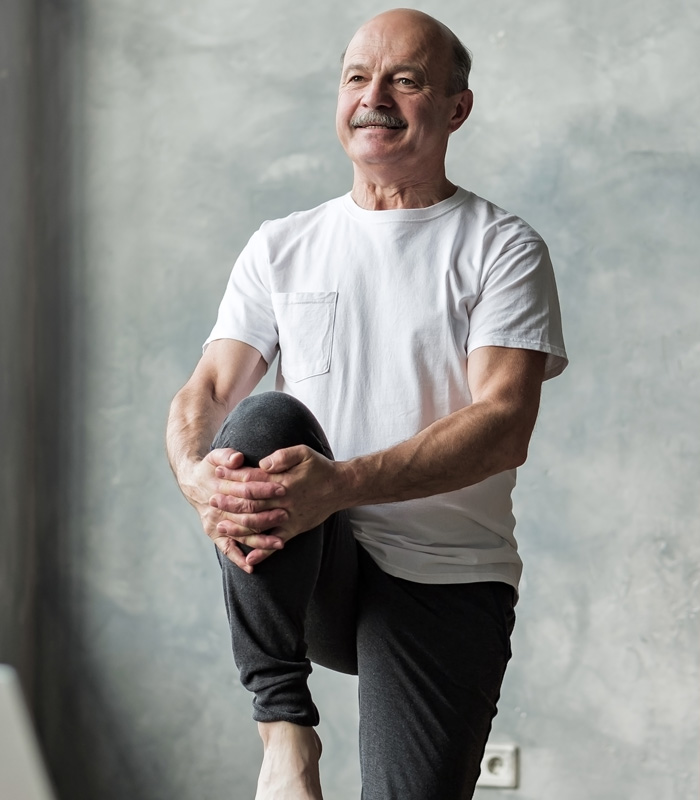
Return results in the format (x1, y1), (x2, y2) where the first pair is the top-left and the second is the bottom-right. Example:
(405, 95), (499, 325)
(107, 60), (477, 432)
(212, 392), (358, 799)
(356, 547), (515, 800)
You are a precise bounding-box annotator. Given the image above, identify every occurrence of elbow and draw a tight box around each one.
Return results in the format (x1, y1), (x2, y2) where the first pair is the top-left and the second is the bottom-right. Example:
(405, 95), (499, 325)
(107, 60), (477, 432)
(502, 429), (533, 471)
(505, 406), (539, 470)
(510, 444), (529, 469)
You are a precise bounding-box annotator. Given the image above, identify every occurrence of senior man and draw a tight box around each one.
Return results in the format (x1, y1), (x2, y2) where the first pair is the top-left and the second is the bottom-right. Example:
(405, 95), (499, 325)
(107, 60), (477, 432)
(167, 8), (567, 799)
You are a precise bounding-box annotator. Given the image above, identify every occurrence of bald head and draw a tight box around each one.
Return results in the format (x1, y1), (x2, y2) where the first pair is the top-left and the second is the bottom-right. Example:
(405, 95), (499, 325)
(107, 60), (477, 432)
(343, 9), (471, 95)
(336, 7), (474, 196)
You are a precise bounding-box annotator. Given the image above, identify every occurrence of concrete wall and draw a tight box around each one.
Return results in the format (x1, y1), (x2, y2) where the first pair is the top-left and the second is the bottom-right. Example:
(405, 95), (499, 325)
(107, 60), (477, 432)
(2, 0), (696, 798)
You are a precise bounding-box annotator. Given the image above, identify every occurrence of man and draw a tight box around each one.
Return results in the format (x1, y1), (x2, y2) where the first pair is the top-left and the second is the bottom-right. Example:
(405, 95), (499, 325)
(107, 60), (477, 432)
(167, 8), (567, 800)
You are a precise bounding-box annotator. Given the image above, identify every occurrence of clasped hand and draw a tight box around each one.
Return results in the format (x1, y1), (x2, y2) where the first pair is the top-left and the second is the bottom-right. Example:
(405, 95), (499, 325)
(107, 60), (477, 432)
(204, 445), (342, 572)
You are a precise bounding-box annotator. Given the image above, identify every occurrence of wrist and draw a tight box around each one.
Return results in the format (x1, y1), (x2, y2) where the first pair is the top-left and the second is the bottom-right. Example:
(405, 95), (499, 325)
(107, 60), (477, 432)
(334, 456), (376, 509)
(176, 456), (210, 508)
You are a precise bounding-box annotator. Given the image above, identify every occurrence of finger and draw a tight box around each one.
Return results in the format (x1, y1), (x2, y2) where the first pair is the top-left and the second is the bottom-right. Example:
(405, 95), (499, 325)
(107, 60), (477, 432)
(259, 445), (309, 473)
(215, 520), (285, 550)
(207, 448), (244, 468)
(210, 495), (289, 521)
(212, 507), (288, 532)
(212, 474), (286, 499)
(213, 536), (254, 573)
(225, 466), (283, 484)
(245, 547), (278, 566)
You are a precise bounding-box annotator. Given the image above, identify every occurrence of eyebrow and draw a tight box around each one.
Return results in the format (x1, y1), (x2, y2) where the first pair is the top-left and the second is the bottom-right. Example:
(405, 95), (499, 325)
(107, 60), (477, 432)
(341, 62), (428, 83)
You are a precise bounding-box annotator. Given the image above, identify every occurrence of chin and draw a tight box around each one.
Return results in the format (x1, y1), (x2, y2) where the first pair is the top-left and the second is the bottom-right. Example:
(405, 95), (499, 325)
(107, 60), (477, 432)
(349, 142), (407, 165)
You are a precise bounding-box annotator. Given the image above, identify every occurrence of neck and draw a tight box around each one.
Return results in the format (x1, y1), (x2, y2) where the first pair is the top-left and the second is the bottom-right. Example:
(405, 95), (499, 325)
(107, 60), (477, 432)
(350, 167), (457, 210)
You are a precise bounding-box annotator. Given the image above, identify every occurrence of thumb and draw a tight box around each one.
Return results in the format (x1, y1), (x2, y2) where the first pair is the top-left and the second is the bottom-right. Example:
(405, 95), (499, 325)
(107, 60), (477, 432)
(207, 448), (244, 468)
(260, 445), (307, 474)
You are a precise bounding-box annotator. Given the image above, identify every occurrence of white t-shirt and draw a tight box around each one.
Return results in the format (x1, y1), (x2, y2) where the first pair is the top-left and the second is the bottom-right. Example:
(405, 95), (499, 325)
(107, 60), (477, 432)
(205, 188), (568, 588)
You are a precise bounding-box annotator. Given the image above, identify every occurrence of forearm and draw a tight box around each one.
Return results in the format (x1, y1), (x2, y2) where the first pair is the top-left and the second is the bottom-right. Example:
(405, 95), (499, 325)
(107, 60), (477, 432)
(335, 347), (546, 508)
(166, 338), (268, 504)
(167, 382), (226, 464)
(166, 384), (230, 503)
(337, 398), (534, 509)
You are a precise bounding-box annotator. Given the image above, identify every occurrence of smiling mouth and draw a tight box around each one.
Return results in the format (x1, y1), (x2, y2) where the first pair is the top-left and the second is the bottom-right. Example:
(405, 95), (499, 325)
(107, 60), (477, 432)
(350, 112), (407, 129)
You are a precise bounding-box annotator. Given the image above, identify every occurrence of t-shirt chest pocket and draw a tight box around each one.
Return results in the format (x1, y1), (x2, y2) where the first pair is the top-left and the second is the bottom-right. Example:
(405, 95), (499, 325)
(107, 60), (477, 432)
(271, 292), (338, 382)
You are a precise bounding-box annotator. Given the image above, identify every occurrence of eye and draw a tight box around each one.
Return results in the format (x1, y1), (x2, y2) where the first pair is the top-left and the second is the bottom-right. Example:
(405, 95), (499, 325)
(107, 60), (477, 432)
(348, 74), (365, 83)
(397, 77), (416, 86)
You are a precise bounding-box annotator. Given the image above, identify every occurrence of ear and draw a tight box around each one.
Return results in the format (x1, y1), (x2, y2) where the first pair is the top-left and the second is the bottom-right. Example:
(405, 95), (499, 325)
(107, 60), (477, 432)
(448, 89), (474, 133)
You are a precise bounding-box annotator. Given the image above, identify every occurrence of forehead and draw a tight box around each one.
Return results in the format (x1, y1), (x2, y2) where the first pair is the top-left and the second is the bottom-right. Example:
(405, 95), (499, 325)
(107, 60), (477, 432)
(342, 16), (449, 74)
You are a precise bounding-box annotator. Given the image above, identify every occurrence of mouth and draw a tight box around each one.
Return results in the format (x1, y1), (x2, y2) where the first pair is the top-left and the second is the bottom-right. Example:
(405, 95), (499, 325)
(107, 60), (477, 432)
(350, 112), (407, 130)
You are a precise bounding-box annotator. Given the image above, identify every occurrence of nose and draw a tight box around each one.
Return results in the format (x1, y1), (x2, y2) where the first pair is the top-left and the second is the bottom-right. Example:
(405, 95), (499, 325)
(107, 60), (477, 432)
(362, 77), (393, 109)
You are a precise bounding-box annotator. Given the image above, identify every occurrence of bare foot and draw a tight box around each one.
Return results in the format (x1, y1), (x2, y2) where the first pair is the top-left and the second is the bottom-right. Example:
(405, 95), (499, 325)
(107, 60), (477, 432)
(255, 721), (323, 800)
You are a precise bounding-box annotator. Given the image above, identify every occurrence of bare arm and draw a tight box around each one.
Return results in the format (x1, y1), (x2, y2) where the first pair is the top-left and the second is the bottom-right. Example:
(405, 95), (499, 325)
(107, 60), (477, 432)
(167, 338), (266, 479)
(213, 346), (546, 563)
(166, 338), (288, 568)
(339, 345), (545, 505)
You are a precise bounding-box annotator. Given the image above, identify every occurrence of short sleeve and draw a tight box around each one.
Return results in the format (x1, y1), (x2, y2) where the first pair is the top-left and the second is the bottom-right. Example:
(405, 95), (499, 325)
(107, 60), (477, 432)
(203, 229), (279, 366)
(466, 237), (568, 380)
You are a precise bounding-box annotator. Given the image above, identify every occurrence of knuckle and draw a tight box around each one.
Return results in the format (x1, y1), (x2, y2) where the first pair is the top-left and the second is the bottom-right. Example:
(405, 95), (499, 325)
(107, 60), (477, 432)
(233, 520), (253, 536)
(238, 515), (255, 531)
(215, 537), (230, 555)
(230, 498), (248, 515)
(235, 483), (253, 499)
(202, 509), (219, 530)
(219, 539), (232, 556)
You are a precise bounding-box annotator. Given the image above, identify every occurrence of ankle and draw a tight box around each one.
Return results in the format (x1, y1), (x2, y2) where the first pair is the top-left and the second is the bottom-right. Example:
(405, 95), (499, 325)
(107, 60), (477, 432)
(255, 722), (324, 800)
(258, 721), (321, 753)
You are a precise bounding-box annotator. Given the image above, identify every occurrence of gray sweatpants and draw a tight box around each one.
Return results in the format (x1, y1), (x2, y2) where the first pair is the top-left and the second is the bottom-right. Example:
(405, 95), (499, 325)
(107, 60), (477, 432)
(213, 392), (515, 800)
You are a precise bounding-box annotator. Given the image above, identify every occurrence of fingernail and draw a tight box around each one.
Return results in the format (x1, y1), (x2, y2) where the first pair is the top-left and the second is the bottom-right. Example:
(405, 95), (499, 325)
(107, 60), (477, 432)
(274, 486), (285, 496)
(260, 457), (271, 469)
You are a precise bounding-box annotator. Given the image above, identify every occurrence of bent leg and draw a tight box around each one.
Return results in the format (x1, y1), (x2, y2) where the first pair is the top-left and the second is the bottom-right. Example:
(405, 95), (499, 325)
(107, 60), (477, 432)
(213, 392), (358, 727)
(356, 547), (515, 800)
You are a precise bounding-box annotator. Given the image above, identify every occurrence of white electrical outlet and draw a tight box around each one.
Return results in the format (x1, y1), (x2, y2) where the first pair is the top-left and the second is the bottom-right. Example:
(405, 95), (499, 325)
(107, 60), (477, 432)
(476, 743), (519, 788)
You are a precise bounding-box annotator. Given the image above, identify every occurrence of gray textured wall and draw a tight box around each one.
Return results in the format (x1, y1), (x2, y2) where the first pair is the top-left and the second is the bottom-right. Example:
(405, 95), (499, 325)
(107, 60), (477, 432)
(3, 0), (697, 798)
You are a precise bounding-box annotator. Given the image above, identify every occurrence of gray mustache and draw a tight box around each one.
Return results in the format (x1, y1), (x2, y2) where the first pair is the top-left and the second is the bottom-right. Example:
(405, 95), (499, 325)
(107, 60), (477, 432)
(350, 111), (407, 129)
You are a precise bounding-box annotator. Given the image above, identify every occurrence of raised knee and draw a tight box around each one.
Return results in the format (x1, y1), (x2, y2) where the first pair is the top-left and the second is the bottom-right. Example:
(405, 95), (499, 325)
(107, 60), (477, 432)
(213, 392), (330, 463)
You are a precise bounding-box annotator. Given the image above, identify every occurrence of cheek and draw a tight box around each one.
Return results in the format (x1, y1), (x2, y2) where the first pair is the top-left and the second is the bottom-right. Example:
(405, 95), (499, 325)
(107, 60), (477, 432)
(334, 107), (346, 138)
(336, 92), (354, 119)
(335, 95), (357, 136)
(335, 107), (351, 147)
